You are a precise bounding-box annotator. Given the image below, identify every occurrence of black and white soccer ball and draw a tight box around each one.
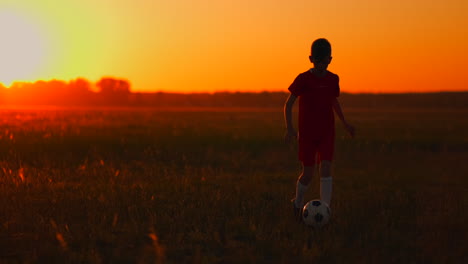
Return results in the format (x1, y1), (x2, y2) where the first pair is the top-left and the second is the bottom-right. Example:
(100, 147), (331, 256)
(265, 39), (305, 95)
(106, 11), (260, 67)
(302, 199), (331, 228)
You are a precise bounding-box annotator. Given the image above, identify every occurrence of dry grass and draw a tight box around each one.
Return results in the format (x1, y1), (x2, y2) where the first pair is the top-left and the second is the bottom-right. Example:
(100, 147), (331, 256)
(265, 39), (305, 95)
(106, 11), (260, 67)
(0, 106), (466, 263)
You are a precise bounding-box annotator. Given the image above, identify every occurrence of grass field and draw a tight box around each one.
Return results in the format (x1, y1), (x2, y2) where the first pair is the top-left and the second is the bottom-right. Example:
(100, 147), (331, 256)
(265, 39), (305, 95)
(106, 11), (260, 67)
(0, 106), (466, 263)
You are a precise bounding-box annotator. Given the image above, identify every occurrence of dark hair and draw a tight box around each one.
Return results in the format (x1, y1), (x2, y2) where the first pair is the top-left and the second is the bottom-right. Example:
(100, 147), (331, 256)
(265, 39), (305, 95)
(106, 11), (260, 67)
(311, 38), (331, 62)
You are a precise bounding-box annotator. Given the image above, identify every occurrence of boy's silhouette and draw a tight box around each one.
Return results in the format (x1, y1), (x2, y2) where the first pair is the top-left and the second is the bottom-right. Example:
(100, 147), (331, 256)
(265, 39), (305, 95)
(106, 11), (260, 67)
(284, 38), (355, 220)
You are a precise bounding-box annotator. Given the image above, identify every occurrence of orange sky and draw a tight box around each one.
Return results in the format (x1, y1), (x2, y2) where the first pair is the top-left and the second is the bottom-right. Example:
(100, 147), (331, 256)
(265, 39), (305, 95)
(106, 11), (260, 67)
(0, 0), (467, 93)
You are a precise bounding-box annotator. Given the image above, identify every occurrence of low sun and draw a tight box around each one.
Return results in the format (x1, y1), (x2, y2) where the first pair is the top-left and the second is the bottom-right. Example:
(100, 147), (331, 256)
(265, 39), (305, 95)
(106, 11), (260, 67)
(0, 9), (47, 87)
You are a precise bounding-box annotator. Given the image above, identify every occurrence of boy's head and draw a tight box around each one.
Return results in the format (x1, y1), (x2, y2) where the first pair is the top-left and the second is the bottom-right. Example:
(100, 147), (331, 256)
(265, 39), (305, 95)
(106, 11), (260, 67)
(309, 38), (332, 71)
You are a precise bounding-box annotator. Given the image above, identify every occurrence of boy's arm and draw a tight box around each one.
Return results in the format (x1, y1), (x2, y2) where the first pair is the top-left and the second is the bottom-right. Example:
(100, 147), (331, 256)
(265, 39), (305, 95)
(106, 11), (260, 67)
(333, 98), (355, 138)
(284, 94), (297, 143)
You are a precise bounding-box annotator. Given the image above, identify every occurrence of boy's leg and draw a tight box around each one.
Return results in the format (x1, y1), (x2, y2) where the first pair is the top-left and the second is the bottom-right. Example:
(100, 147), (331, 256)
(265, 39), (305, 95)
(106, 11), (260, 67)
(320, 160), (332, 206)
(294, 164), (314, 209)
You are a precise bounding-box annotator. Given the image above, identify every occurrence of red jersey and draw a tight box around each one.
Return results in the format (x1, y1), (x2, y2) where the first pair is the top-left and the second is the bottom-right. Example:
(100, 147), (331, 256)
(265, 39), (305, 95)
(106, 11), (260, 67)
(288, 70), (340, 141)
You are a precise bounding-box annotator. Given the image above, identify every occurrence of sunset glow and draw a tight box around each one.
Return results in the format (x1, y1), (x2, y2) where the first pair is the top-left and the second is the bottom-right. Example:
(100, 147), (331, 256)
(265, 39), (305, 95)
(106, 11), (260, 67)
(0, 0), (467, 93)
(0, 9), (49, 86)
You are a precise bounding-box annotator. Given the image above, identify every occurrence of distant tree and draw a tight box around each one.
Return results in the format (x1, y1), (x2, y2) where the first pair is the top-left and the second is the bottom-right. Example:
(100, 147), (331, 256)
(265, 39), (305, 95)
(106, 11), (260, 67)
(47, 79), (67, 90)
(68, 78), (91, 93)
(64, 78), (92, 104)
(25, 80), (65, 104)
(96, 77), (130, 94)
(9, 82), (27, 90)
(96, 77), (131, 104)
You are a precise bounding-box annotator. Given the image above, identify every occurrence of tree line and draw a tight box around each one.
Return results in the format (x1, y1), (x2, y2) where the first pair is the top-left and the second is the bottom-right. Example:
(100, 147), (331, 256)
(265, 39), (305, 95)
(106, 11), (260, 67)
(0, 78), (466, 108)
(0, 77), (130, 105)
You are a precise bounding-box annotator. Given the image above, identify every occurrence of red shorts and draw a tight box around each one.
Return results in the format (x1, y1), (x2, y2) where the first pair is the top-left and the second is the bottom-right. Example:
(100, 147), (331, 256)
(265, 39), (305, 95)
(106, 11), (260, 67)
(298, 132), (335, 166)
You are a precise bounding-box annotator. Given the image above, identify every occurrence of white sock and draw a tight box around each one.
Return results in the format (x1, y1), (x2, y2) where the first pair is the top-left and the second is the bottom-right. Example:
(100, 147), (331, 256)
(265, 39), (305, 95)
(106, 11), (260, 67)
(320, 177), (332, 206)
(294, 181), (308, 208)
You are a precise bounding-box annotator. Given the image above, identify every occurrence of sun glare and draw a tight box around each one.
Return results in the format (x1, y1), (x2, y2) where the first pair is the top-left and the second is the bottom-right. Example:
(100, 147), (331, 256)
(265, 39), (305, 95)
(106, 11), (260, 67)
(0, 9), (47, 87)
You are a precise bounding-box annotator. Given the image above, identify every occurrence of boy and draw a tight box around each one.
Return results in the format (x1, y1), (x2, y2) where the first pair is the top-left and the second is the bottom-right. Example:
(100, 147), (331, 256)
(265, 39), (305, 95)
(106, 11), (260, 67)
(284, 38), (354, 220)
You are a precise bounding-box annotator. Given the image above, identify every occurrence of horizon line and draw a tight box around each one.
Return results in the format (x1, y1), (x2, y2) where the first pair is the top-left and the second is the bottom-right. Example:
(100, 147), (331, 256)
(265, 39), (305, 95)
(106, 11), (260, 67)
(129, 90), (468, 95)
(1, 79), (466, 95)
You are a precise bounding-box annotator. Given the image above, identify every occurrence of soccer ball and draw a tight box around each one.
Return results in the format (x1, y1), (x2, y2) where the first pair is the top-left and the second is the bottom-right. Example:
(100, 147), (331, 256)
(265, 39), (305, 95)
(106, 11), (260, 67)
(302, 200), (331, 228)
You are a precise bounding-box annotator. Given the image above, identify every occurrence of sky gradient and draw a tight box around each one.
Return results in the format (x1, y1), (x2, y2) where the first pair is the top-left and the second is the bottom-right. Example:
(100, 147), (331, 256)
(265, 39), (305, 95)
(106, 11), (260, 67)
(0, 0), (467, 93)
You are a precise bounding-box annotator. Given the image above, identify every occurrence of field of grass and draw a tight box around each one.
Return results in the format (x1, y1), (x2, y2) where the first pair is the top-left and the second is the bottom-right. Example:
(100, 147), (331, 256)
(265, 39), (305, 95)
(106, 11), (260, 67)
(0, 106), (466, 263)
